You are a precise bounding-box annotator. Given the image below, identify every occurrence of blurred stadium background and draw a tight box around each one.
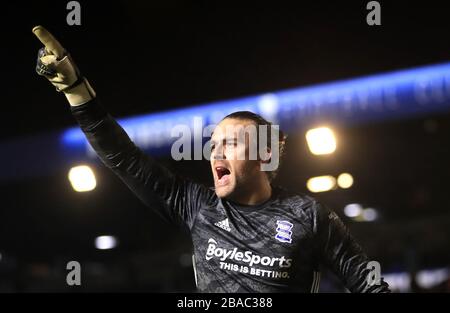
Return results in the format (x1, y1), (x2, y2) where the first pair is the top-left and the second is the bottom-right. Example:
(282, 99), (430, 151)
(0, 1), (449, 292)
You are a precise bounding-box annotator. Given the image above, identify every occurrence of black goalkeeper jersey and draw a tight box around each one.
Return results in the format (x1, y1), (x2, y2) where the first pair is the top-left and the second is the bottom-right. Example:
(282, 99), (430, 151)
(71, 98), (390, 293)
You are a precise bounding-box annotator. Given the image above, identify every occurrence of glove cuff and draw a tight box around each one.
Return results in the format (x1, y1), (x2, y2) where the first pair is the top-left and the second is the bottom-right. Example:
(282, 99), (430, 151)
(57, 75), (84, 92)
(65, 77), (97, 106)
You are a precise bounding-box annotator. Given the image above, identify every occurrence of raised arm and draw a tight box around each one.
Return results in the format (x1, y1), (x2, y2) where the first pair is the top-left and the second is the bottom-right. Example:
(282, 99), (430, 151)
(32, 26), (214, 229)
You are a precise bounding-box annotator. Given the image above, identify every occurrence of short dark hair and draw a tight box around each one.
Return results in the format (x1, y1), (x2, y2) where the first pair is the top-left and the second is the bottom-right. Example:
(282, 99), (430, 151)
(221, 111), (287, 181)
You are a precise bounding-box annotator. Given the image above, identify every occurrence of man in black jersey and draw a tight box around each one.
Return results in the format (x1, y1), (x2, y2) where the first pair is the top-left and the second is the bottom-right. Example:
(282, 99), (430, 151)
(33, 26), (390, 293)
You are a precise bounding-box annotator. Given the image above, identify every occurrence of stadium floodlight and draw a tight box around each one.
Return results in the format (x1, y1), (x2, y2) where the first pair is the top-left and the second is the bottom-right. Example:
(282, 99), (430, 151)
(68, 165), (96, 192)
(344, 203), (363, 218)
(337, 173), (354, 189)
(362, 208), (378, 221)
(95, 236), (118, 250)
(305, 127), (337, 155)
(306, 175), (336, 193)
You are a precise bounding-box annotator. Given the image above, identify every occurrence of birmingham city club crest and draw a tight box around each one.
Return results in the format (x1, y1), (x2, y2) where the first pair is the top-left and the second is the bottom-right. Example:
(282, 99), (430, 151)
(275, 220), (293, 243)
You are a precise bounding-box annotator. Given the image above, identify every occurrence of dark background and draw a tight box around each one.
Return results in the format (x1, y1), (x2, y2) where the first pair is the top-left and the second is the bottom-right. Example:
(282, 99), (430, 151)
(0, 0), (449, 292)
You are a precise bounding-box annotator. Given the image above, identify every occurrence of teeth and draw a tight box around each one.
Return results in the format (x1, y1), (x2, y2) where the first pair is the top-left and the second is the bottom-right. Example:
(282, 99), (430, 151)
(215, 166), (230, 179)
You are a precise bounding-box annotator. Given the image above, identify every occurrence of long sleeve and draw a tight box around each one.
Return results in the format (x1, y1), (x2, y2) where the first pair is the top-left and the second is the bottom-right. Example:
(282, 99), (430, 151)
(313, 201), (390, 293)
(70, 98), (215, 229)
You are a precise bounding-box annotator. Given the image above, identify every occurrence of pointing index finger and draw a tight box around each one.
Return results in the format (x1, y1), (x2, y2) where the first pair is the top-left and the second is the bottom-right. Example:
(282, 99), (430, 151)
(32, 25), (65, 59)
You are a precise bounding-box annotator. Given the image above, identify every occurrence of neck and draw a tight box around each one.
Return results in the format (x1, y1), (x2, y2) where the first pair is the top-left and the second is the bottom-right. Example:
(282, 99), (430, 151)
(230, 178), (272, 206)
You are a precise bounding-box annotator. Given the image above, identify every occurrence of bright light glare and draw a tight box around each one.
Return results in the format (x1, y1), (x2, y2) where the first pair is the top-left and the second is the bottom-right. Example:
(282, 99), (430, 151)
(337, 173), (354, 189)
(362, 208), (378, 221)
(68, 165), (96, 192)
(95, 236), (117, 250)
(305, 127), (337, 155)
(306, 175), (336, 193)
(416, 268), (449, 289)
(344, 203), (363, 217)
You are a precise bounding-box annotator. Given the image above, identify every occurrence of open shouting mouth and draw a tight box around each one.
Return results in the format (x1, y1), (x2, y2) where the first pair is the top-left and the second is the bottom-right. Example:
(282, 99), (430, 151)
(215, 164), (231, 186)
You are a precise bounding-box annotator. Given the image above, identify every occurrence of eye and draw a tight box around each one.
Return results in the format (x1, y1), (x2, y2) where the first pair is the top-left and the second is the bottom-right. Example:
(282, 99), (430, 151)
(210, 144), (216, 151)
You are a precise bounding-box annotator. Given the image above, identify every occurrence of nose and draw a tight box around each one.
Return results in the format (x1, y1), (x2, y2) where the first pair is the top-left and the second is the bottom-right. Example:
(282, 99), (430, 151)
(212, 143), (226, 160)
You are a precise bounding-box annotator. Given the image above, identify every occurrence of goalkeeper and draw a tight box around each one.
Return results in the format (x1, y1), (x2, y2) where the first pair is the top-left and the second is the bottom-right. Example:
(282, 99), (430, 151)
(33, 26), (390, 293)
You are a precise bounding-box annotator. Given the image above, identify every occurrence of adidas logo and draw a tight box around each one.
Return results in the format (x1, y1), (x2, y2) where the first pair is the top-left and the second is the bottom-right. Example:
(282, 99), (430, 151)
(214, 218), (231, 232)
